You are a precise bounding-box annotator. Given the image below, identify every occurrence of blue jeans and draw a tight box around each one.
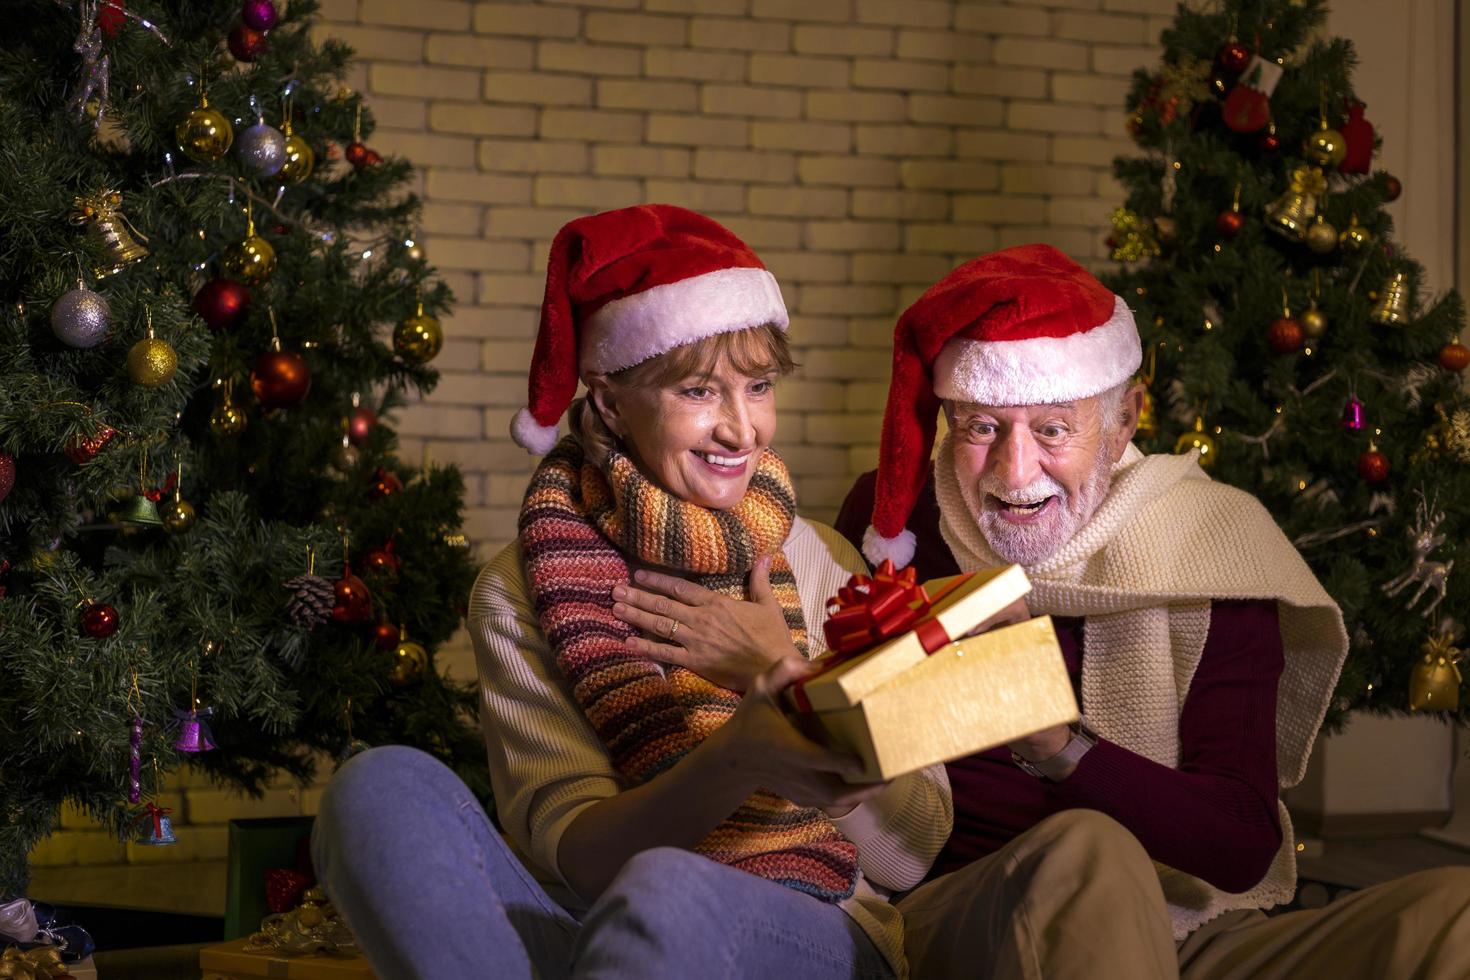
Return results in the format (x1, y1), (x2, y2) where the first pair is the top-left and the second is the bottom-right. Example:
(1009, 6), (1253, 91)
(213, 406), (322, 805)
(312, 746), (893, 979)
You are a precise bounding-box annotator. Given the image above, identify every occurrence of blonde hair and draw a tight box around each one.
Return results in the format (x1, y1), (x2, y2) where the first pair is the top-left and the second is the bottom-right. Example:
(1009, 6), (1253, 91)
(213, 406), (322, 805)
(570, 324), (795, 465)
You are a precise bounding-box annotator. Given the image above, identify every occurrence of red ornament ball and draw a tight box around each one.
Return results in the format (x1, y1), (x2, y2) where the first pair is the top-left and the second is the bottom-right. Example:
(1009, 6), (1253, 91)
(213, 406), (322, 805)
(227, 25), (267, 62)
(241, 0), (279, 31)
(1383, 175), (1402, 202)
(1215, 41), (1251, 74)
(193, 278), (251, 332)
(362, 149), (383, 167)
(97, 0), (126, 37)
(1267, 317), (1304, 354)
(1258, 128), (1281, 153)
(1439, 341), (1470, 372)
(345, 142), (370, 168)
(0, 451), (14, 505)
(372, 621), (400, 650)
(364, 543), (401, 576)
(1215, 209), (1245, 239)
(1357, 448), (1391, 484)
(250, 349), (312, 409)
(368, 467), (404, 500)
(332, 571), (374, 625)
(81, 602), (120, 638)
(347, 407), (377, 446)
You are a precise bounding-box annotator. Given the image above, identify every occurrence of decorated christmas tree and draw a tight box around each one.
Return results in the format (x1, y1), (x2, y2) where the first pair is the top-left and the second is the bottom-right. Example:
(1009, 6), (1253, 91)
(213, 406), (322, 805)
(1106, 0), (1467, 724)
(0, 0), (484, 898)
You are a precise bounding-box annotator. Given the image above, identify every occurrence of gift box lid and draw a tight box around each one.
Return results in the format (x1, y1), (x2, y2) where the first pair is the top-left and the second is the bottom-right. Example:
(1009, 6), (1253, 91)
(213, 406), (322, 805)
(200, 938), (375, 979)
(794, 564), (1031, 713)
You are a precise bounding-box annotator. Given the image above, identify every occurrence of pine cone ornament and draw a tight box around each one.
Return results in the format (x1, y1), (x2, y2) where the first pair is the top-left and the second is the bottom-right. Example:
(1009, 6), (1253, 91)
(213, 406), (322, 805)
(283, 574), (334, 628)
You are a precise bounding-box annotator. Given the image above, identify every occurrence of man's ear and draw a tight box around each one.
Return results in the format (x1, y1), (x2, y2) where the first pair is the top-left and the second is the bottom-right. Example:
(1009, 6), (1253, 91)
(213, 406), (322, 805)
(585, 374), (627, 439)
(1110, 382), (1147, 462)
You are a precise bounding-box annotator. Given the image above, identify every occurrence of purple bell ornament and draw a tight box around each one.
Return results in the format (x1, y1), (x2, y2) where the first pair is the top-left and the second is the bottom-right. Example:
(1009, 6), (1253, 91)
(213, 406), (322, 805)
(173, 706), (216, 752)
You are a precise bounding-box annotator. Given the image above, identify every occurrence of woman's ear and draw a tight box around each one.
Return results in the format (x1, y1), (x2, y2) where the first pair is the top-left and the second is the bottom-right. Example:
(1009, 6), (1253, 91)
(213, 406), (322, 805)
(585, 375), (627, 439)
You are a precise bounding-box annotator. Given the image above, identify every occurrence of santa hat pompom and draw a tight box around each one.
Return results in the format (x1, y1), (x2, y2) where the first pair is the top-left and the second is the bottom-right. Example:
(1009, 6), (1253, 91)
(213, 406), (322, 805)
(511, 406), (560, 455)
(863, 525), (916, 570)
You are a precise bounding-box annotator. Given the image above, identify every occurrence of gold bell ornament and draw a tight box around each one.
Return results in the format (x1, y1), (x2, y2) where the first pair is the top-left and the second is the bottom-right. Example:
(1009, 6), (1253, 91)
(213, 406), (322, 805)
(118, 450), (163, 528)
(388, 626), (429, 687)
(1265, 166), (1326, 241)
(1370, 271), (1411, 326)
(222, 203), (277, 285)
(394, 292), (443, 364)
(126, 307), (178, 388)
(1409, 632), (1463, 711)
(1338, 213), (1370, 252)
(162, 457), (197, 534)
(1173, 415), (1217, 469)
(278, 101), (315, 184)
(70, 188), (149, 278)
(210, 378), (248, 437)
(176, 88), (234, 163)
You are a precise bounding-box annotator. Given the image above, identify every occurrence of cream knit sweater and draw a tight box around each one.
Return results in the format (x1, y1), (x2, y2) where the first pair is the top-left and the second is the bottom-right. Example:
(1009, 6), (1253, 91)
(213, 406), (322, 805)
(468, 516), (952, 978)
(935, 439), (1350, 939)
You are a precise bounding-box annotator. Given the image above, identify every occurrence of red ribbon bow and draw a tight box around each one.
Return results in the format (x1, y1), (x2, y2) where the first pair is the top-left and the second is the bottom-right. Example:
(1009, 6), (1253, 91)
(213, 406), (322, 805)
(143, 801), (172, 837)
(821, 560), (929, 656)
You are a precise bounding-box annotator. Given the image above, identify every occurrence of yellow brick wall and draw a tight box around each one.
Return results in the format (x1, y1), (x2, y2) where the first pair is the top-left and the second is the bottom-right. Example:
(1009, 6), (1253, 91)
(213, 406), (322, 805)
(34, 0), (1173, 875)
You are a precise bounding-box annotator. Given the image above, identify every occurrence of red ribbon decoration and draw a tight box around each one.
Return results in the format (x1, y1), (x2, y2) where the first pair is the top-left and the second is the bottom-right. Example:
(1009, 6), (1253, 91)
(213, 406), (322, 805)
(143, 472), (178, 502)
(142, 801), (172, 837)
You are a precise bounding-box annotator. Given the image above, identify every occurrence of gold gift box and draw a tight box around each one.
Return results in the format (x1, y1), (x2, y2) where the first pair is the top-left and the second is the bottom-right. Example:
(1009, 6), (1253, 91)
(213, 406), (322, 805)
(794, 615), (1079, 784)
(200, 939), (376, 979)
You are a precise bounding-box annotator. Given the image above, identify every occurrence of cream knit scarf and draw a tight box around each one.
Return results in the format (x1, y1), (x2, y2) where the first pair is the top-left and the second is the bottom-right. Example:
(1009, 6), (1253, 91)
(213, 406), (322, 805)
(935, 438), (1349, 939)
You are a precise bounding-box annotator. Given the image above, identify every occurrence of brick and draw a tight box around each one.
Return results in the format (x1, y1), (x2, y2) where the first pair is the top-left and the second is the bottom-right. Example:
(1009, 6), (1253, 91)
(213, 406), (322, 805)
(428, 338), (484, 371)
(424, 237), (532, 271)
(369, 95), (429, 130)
(1103, 0), (1175, 11)
(483, 70), (592, 106)
(361, 0), (469, 30)
(1052, 72), (1132, 107)
(593, 145), (691, 177)
(903, 222), (998, 254)
(751, 120), (851, 153)
(647, 114), (750, 147)
(899, 159), (1000, 191)
(540, 108), (643, 142)
(953, 193), (1048, 224)
(472, 3), (579, 37)
(479, 274), (547, 307)
(950, 65), (1048, 99)
(804, 219), (899, 251)
(533, 175), (643, 208)
(644, 179), (746, 213)
(748, 186), (848, 218)
(797, 155), (898, 187)
(806, 90), (905, 123)
(847, 317), (892, 348)
(539, 0), (636, 6)
(440, 306), (539, 339)
(782, 443), (849, 475)
(128, 825), (228, 864)
(314, 24), (424, 62)
(748, 53), (848, 89)
(785, 315), (848, 345)
(760, 249), (850, 282)
(855, 0), (949, 28)
(189, 788), (304, 824)
(1091, 45), (1156, 76)
(317, 0), (358, 19)
(848, 444), (879, 471)
(855, 124), (952, 157)
(425, 169), (533, 203)
(1006, 101), (1105, 135)
(1051, 134), (1134, 165)
(646, 0), (747, 12)
(396, 404), (484, 438)
(895, 29), (993, 62)
(479, 139), (589, 173)
(424, 34), (534, 68)
(537, 41), (642, 76)
(29, 830), (127, 867)
(804, 412), (884, 444)
(597, 79), (698, 111)
(720, 215), (801, 248)
(1055, 11), (1149, 44)
(585, 12), (688, 45)
(1000, 163), (1096, 196)
(796, 343), (894, 374)
(994, 37), (1089, 71)
(374, 131), (477, 168)
(689, 17), (791, 52)
(850, 252), (954, 283)
(644, 47), (747, 81)
(954, 128), (1051, 162)
(908, 94), (1004, 127)
(370, 63), (481, 100)
(792, 24), (893, 56)
(701, 84), (804, 119)
(694, 148), (795, 183)
(852, 59), (949, 92)
(1047, 196), (1115, 227)
(850, 188), (948, 220)
(995, 226), (1100, 258)
(429, 103), (536, 137)
(954, 3), (1051, 35)
(751, 0), (853, 21)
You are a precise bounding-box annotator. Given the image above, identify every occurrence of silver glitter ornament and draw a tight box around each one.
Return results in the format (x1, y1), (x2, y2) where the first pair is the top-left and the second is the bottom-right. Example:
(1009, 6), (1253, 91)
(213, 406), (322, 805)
(237, 121), (287, 177)
(51, 284), (111, 348)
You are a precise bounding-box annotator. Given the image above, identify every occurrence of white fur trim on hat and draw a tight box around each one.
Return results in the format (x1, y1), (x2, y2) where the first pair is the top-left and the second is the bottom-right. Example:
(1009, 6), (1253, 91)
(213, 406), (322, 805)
(933, 295), (1141, 406)
(863, 525), (917, 570)
(511, 406), (560, 455)
(578, 267), (788, 375)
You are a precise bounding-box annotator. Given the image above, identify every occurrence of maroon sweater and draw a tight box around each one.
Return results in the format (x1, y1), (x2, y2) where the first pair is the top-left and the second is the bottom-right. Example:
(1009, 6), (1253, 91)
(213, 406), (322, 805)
(835, 469), (1284, 893)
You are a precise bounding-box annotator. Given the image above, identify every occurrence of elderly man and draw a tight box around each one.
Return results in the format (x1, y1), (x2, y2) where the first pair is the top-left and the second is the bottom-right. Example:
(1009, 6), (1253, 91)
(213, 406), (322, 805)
(835, 244), (1470, 978)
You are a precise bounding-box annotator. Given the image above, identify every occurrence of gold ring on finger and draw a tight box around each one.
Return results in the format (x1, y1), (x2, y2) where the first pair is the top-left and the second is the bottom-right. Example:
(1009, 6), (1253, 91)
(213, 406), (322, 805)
(667, 620), (680, 641)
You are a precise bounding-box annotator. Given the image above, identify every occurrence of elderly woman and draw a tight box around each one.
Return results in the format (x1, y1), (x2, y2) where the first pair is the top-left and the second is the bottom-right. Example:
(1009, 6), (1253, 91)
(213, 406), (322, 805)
(312, 205), (951, 979)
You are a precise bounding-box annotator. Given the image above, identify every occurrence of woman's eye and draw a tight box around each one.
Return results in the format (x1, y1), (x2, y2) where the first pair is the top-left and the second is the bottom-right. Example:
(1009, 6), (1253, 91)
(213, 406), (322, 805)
(682, 386), (712, 399)
(750, 380), (774, 395)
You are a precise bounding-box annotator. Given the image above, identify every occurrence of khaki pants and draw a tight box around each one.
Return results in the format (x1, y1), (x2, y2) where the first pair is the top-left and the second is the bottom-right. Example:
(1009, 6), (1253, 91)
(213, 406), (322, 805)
(897, 809), (1470, 979)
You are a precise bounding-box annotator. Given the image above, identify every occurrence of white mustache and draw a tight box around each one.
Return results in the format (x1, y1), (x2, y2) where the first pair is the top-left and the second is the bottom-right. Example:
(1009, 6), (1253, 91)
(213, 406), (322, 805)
(980, 474), (1066, 508)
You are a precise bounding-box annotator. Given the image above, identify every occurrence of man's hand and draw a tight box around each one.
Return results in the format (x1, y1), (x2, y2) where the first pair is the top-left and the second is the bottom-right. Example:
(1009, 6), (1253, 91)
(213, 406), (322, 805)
(612, 556), (796, 691)
(1009, 725), (1078, 779)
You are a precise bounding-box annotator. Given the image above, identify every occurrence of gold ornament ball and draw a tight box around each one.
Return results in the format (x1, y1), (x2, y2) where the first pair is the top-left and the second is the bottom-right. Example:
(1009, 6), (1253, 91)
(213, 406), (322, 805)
(279, 132), (315, 184)
(211, 400), (248, 437)
(1339, 221), (1370, 252)
(176, 104), (234, 163)
(1304, 220), (1338, 255)
(1301, 306), (1329, 338)
(126, 337), (178, 387)
(394, 310), (443, 363)
(1305, 126), (1346, 168)
(1409, 652), (1461, 711)
(162, 498), (197, 534)
(1173, 418), (1217, 469)
(388, 637), (429, 687)
(223, 234), (276, 285)
(405, 241), (425, 263)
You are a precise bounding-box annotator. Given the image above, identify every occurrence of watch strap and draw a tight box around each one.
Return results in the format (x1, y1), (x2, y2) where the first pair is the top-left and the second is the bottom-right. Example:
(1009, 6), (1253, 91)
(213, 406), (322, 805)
(1011, 721), (1098, 782)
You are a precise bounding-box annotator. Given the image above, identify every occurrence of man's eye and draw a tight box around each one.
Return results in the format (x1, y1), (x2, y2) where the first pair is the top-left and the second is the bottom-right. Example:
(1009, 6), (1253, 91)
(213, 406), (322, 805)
(1039, 425), (1066, 439)
(968, 423), (996, 437)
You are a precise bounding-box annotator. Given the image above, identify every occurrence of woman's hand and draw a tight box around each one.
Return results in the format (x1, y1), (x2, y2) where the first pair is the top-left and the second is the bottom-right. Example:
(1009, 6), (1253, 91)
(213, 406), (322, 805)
(705, 657), (889, 813)
(611, 555), (797, 691)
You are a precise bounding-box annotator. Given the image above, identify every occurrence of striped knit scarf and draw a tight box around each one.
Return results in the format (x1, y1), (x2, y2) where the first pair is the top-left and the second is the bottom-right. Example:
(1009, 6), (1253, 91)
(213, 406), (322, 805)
(519, 436), (859, 902)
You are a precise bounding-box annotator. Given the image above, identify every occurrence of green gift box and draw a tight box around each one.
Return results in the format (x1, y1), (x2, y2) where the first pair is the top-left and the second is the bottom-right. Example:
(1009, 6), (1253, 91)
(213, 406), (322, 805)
(224, 816), (316, 941)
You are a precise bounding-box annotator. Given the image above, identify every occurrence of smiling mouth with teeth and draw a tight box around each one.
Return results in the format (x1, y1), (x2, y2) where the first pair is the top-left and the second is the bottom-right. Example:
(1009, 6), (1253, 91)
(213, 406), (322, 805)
(695, 450), (751, 469)
(996, 497), (1051, 513)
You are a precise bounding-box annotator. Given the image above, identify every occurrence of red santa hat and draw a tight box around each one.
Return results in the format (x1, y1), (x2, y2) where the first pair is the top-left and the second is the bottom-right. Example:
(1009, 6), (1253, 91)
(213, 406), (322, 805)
(510, 204), (788, 454)
(864, 244), (1141, 567)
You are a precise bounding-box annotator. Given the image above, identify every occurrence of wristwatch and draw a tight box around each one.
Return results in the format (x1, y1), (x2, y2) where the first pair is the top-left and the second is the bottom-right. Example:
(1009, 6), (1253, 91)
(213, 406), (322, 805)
(1011, 721), (1098, 782)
